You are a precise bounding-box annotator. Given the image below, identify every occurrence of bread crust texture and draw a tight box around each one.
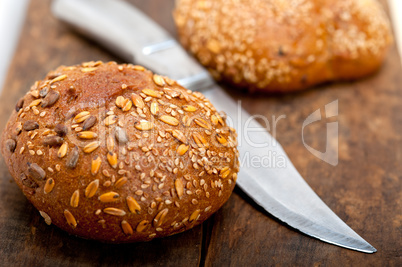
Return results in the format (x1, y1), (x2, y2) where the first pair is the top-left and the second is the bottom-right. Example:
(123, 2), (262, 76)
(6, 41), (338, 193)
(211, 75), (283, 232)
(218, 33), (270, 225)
(1, 61), (239, 243)
(174, 0), (393, 92)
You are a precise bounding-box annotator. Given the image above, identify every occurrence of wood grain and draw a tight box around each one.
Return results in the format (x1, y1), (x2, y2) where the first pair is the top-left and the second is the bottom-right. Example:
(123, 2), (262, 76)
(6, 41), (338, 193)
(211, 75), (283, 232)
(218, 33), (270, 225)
(0, 1), (201, 266)
(0, 0), (401, 266)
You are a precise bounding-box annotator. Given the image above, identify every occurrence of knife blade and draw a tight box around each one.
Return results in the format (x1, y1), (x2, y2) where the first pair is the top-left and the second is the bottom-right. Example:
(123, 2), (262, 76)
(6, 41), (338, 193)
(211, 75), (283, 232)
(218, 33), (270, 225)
(51, 0), (376, 253)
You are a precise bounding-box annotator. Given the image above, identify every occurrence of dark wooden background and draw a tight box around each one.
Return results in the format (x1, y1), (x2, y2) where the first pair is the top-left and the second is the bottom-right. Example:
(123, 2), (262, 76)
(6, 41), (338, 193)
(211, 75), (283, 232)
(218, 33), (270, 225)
(0, 0), (401, 266)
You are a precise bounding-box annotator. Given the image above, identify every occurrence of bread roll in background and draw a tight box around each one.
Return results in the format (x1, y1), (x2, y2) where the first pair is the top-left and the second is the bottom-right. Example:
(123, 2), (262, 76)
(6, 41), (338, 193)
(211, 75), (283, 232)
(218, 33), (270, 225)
(0, 61), (239, 243)
(174, 0), (393, 92)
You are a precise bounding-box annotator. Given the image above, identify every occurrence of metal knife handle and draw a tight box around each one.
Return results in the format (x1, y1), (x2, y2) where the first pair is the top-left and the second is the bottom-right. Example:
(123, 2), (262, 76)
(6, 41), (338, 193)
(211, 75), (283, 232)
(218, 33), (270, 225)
(51, 0), (214, 90)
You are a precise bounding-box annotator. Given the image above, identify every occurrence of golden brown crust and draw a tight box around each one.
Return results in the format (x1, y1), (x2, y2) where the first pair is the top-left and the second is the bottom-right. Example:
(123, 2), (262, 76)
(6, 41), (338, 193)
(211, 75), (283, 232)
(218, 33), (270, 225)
(173, 0), (393, 92)
(0, 61), (239, 243)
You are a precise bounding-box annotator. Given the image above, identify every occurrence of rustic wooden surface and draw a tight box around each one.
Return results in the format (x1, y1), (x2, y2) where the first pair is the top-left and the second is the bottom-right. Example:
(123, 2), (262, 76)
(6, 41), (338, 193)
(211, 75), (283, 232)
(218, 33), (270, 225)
(0, 0), (401, 266)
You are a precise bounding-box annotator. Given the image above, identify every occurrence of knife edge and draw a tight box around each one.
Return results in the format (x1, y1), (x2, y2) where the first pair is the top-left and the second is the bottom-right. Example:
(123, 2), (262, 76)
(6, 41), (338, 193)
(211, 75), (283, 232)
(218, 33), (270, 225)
(51, 0), (377, 253)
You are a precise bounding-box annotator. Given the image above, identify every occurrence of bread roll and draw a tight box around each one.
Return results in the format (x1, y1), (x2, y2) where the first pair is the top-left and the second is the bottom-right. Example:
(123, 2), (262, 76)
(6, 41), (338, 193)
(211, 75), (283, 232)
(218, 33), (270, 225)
(174, 0), (393, 92)
(0, 61), (239, 243)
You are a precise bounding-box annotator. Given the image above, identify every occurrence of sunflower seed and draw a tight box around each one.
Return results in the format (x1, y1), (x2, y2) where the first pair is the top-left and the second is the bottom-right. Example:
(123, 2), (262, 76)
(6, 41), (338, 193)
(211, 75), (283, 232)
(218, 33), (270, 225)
(159, 115), (179, 126)
(135, 120), (154, 131)
(99, 191), (119, 203)
(85, 179), (99, 198)
(28, 163), (46, 180)
(66, 146), (79, 168)
(44, 178), (55, 194)
(153, 208), (168, 227)
(103, 207), (126, 216)
(115, 127), (129, 144)
(83, 141), (100, 153)
(121, 220), (133, 235)
(77, 131), (97, 139)
(126, 196), (141, 213)
(175, 179), (184, 199)
(64, 110), (76, 121)
(136, 220), (149, 232)
(15, 98), (24, 112)
(64, 209), (77, 228)
(41, 90), (60, 108)
(5, 139), (16, 153)
(82, 116), (97, 130)
(152, 74), (165, 87)
(131, 93), (145, 108)
(39, 211), (52, 225)
(54, 124), (68, 136)
(91, 156), (101, 176)
(189, 209), (201, 222)
(42, 136), (63, 146)
(39, 86), (49, 98)
(23, 120), (39, 131)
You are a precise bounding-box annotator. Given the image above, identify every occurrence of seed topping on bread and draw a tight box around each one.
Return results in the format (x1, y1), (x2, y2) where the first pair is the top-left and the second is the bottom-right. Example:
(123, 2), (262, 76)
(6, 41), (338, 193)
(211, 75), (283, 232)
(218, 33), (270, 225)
(1, 61), (239, 242)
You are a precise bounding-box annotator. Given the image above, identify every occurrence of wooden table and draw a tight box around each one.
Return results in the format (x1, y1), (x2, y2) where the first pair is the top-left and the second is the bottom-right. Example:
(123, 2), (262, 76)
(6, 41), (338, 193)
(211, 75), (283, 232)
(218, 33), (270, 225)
(0, 0), (401, 266)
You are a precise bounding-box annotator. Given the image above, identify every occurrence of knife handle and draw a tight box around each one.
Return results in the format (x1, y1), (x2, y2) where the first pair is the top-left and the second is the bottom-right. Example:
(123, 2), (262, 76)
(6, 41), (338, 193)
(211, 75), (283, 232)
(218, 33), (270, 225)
(51, 0), (214, 90)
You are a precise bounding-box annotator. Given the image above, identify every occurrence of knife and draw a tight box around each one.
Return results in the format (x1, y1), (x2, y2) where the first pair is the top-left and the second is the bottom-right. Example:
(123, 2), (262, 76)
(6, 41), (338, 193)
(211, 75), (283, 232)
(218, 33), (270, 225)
(51, 0), (376, 253)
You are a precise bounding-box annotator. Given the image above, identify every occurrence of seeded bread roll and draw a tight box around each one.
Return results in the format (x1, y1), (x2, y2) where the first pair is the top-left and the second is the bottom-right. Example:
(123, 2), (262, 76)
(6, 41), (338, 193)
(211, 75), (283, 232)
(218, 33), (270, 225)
(174, 0), (393, 92)
(0, 61), (239, 243)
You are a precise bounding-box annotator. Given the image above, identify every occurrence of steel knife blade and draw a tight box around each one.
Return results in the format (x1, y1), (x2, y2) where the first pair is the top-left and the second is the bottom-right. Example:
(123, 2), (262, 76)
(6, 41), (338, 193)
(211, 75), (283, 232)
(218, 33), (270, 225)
(51, 0), (376, 253)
